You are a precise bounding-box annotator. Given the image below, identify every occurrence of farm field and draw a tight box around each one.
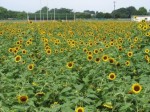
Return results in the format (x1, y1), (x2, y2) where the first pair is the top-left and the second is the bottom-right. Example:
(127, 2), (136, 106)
(0, 20), (150, 112)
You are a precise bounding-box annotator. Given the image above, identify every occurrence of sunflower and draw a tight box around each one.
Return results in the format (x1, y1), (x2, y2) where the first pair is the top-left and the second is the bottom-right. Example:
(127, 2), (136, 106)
(66, 62), (74, 69)
(102, 55), (108, 62)
(108, 73), (116, 80)
(17, 95), (28, 103)
(8, 48), (14, 53)
(105, 44), (109, 48)
(75, 107), (84, 112)
(99, 48), (104, 52)
(95, 57), (100, 63)
(22, 60), (26, 64)
(83, 48), (87, 53)
(16, 41), (21, 45)
(87, 55), (93, 61)
(93, 49), (99, 54)
(28, 64), (34, 70)
(134, 16), (137, 19)
(109, 58), (115, 64)
(0, 31), (3, 35)
(118, 47), (123, 51)
(26, 41), (30, 46)
(131, 83), (142, 94)
(127, 51), (133, 57)
(109, 41), (114, 46)
(46, 49), (51, 55)
(145, 49), (149, 54)
(22, 49), (27, 54)
(125, 61), (130, 66)
(87, 51), (92, 55)
(15, 55), (21, 62)
(115, 62), (120, 67)
(29, 20), (33, 24)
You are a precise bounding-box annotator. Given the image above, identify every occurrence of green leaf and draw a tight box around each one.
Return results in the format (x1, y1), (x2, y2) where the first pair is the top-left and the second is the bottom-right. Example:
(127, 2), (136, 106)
(119, 103), (131, 111)
(60, 87), (72, 94)
(73, 84), (84, 91)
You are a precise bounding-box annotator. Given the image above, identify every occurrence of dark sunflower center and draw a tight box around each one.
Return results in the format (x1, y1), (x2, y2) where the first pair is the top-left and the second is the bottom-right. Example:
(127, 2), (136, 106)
(104, 56), (107, 60)
(16, 57), (20, 61)
(96, 58), (100, 61)
(47, 50), (50, 53)
(110, 75), (114, 79)
(95, 50), (98, 53)
(78, 109), (83, 112)
(29, 66), (33, 69)
(68, 63), (72, 67)
(126, 62), (129, 65)
(20, 96), (27, 102)
(88, 56), (92, 60)
(109, 59), (114, 63)
(134, 86), (140, 91)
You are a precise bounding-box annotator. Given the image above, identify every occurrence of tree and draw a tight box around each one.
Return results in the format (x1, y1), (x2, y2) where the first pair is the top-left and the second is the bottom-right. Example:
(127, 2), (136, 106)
(126, 6), (137, 18)
(104, 13), (112, 18)
(137, 7), (147, 15)
(0, 7), (8, 19)
(96, 12), (104, 18)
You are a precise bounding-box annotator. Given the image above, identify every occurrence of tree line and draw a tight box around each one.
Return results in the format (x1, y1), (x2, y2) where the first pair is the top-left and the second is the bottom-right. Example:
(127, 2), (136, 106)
(0, 6), (149, 20)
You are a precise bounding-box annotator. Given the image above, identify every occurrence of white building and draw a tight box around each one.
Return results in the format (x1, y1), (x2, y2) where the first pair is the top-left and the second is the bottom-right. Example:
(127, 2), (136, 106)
(131, 15), (150, 22)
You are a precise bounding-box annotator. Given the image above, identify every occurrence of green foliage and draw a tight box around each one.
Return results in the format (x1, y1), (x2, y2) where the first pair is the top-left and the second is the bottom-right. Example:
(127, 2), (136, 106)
(0, 20), (150, 111)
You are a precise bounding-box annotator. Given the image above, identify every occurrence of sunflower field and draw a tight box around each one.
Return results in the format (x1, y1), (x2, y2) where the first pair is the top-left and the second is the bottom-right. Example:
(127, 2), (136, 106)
(0, 20), (150, 112)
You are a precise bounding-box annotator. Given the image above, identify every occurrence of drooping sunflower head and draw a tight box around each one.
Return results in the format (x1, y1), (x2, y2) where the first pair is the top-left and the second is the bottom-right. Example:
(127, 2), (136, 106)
(75, 107), (84, 112)
(83, 48), (87, 53)
(103, 102), (113, 109)
(66, 62), (74, 69)
(109, 58), (115, 64)
(15, 55), (22, 62)
(95, 57), (100, 63)
(108, 73), (116, 80)
(35, 92), (45, 97)
(131, 83), (142, 94)
(99, 48), (104, 52)
(17, 95), (28, 103)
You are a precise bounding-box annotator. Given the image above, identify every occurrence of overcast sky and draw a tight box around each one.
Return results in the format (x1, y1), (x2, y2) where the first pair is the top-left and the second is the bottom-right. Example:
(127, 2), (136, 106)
(0, 0), (149, 13)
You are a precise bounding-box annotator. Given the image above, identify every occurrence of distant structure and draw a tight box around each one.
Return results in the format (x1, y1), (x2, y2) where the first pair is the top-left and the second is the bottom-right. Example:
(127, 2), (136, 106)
(131, 15), (150, 22)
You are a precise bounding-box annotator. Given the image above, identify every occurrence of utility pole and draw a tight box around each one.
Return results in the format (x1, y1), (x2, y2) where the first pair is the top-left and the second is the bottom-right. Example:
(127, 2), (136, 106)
(54, 8), (55, 21)
(27, 12), (29, 21)
(113, 1), (116, 19)
(35, 13), (36, 21)
(43, 13), (44, 21)
(47, 0), (49, 21)
(66, 14), (67, 22)
(40, 0), (42, 21)
(74, 12), (76, 22)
